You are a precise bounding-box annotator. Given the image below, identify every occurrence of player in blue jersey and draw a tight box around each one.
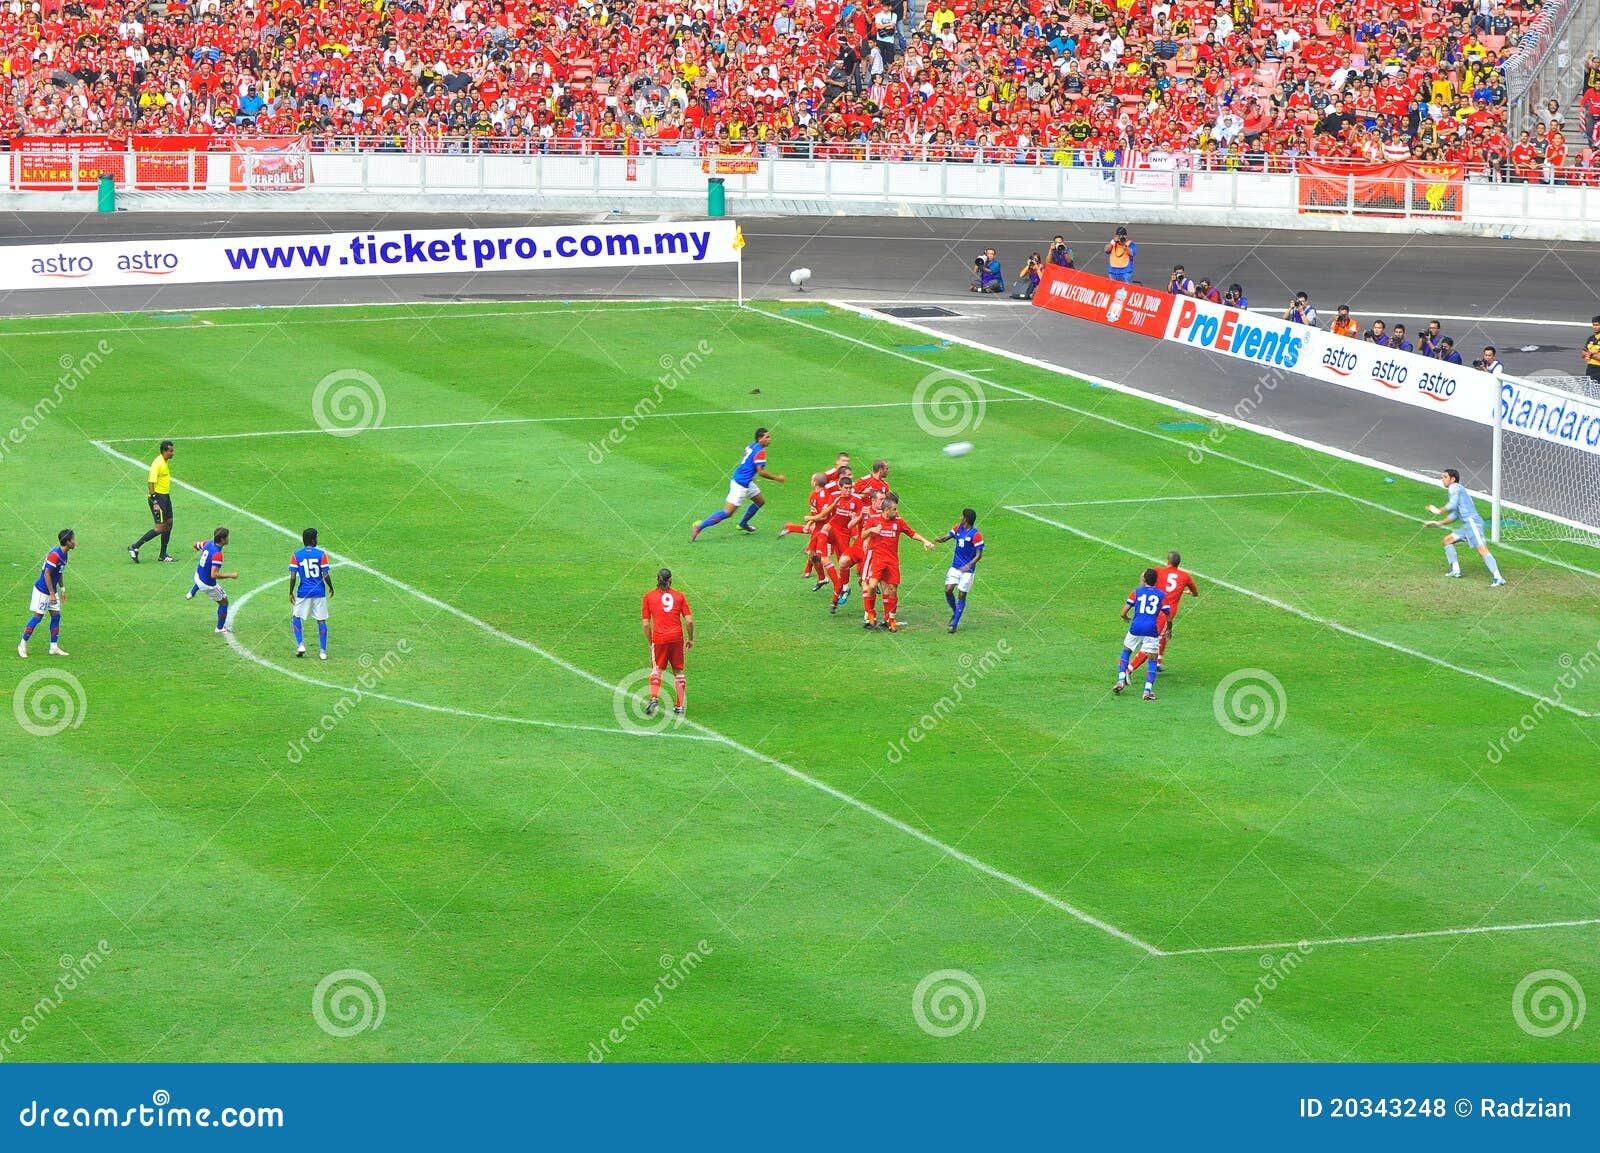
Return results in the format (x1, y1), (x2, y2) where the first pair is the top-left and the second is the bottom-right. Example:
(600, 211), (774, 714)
(1115, 568), (1173, 701)
(690, 427), (786, 541)
(186, 527), (240, 633)
(936, 509), (985, 633)
(1424, 468), (1505, 586)
(288, 527), (334, 660)
(19, 529), (75, 659)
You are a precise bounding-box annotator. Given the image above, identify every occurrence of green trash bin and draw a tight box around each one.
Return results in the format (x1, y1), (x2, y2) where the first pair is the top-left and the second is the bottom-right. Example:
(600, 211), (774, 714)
(707, 177), (726, 218)
(96, 173), (115, 213)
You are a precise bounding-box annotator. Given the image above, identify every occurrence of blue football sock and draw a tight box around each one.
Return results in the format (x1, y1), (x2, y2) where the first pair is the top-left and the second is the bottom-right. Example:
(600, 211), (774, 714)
(698, 509), (730, 531)
(739, 503), (762, 527)
(945, 587), (957, 611)
(318, 621), (328, 652)
(22, 614), (41, 641)
(1118, 649), (1131, 676)
(1484, 552), (1501, 578)
(1146, 664), (1158, 689)
(49, 613), (60, 644)
(188, 583), (198, 596)
(952, 599), (967, 626)
(293, 618), (304, 645)
(217, 603), (228, 630)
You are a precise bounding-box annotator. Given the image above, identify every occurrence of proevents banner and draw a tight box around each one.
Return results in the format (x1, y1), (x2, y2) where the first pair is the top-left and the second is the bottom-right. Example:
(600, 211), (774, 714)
(1165, 295), (1312, 373)
(1032, 265), (1177, 339)
(0, 221), (742, 292)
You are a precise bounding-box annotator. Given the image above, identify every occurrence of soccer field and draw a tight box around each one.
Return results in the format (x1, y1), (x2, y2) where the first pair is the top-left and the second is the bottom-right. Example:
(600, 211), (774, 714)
(2, 298), (1596, 1063)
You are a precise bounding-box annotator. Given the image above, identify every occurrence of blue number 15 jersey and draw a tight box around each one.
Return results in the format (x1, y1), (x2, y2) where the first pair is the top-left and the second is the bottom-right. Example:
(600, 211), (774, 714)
(290, 547), (331, 598)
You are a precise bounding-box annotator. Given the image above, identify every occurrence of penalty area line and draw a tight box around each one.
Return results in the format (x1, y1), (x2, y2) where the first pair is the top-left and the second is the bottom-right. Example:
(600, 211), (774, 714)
(86, 438), (1163, 957)
(1012, 490), (1318, 509)
(224, 577), (717, 743)
(94, 398), (1033, 445)
(1164, 915), (1600, 957)
(1006, 506), (1598, 719)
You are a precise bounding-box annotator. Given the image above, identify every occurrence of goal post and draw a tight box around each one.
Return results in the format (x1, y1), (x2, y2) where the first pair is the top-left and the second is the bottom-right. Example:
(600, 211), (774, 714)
(1491, 371), (1600, 547)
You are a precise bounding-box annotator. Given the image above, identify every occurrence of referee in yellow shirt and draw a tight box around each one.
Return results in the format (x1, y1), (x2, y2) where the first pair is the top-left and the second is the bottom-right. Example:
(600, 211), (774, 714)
(128, 440), (177, 563)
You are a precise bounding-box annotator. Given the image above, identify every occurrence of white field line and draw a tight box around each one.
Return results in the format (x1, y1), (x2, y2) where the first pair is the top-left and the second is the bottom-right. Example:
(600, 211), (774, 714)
(1013, 490), (1315, 509)
(88, 438), (1163, 958)
(1163, 915), (1600, 957)
(771, 301), (1600, 583)
(1008, 505), (1598, 719)
(95, 399), (1031, 445)
(0, 300), (724, 337)
(224, 577), (716, 743)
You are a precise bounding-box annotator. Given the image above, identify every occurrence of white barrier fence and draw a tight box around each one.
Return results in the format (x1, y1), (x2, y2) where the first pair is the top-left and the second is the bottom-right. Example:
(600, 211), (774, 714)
(5, 151), (1598, 238)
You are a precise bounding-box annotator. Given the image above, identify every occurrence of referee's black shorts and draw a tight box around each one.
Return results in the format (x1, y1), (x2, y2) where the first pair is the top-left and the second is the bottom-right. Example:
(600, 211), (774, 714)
(149, 493), (173, 526)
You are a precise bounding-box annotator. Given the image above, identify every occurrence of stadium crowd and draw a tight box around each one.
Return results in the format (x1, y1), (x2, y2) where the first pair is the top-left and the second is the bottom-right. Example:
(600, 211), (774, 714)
(3, 0), (1597, 181)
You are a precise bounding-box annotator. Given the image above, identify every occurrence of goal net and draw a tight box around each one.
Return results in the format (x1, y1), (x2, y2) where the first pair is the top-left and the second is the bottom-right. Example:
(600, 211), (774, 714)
(1493, 372), (1600, 546)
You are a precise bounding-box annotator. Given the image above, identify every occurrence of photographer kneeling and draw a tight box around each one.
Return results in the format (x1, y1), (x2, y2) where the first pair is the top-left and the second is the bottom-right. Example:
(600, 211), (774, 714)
(1012, 252), (1044, 300)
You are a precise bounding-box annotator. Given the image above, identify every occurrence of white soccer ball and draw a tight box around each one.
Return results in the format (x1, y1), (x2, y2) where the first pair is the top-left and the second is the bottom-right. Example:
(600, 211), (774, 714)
(943, 441), (974, 457)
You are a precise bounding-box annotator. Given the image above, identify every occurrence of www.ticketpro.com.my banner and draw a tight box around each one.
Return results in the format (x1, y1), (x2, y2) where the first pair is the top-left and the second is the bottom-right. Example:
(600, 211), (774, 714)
(0, 220), (740, 292)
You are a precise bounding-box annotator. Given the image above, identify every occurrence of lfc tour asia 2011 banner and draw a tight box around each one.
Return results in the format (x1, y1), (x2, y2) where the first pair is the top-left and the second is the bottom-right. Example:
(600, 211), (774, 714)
(1031, 264), (1177, 339)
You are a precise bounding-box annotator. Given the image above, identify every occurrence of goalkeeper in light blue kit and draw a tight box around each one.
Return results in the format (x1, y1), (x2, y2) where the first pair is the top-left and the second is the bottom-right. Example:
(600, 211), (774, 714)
(1425, 468), (1505, 586)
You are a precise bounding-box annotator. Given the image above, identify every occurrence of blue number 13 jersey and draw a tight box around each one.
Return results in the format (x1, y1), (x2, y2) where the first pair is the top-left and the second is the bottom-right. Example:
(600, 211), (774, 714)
(1126, 588), (1169, 637)
(290, 547), (331, 598)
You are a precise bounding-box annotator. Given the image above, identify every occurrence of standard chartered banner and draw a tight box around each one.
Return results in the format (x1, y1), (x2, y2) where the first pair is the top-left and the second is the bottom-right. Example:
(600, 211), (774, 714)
(0, 220), (741, 292)
(1497, 375), (1600, 454)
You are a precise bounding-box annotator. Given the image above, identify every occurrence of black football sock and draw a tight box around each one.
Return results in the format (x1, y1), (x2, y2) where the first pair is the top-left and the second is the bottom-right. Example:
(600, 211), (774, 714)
(132, 529), (160, 549)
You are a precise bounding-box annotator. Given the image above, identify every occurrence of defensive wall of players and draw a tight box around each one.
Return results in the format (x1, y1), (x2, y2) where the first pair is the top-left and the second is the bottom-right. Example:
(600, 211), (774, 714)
(2, 151), (1599, 241)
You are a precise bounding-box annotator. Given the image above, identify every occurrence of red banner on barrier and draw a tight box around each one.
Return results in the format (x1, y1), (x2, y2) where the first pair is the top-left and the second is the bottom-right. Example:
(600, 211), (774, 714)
(702, 143), (760, 175)
(1031, 265), (1178, 339)
(10, 135), (123, 190)
(1297, 160), (1465, 219)
(131, 135), (212, 190)
(229, 136), (310, 191)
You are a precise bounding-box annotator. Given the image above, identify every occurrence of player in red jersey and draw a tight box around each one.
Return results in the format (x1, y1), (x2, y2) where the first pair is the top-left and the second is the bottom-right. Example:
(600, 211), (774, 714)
(821, 451), (851, 485)
(777, 472), (836, 588)
(826, 468), (865, 611)
(1129, 549), (1198, 674)
(859, 492), (936, 631)
(853, 459), (890, 504)
(641, 568), (694, 716)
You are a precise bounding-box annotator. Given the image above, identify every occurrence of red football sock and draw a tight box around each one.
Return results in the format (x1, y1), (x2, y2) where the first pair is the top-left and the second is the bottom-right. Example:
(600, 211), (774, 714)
(886, 594), (898, 622)
(649, 670), (662, 699)
(1128, 652), (1147, 672)
(674, 676), (686, 709)
(783, 523), (807, 535)
(829, 563), (844, 596)
(864, 591), (877, 619)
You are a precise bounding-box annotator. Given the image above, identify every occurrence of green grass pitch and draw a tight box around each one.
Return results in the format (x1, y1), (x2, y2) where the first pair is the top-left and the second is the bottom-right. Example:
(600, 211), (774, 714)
(1, 299), (1596, 1062)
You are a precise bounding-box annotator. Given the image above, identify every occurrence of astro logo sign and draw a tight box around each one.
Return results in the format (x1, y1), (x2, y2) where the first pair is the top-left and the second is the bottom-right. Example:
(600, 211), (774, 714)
(1320, 346), (1359, 377)
(1169, 300), (1304, 369)
(1415, 369), (1458, 402)
(1370, 358), (1409, 390)
(29, 248), (178, 279)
